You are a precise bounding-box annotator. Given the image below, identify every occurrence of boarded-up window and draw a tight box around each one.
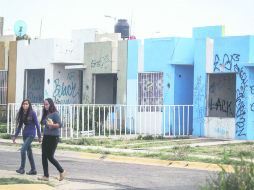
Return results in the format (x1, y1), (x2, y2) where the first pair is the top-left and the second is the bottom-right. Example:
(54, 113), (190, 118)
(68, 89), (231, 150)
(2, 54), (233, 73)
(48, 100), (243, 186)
(0, 71), (7, 104)
(207, 73), (236, 117)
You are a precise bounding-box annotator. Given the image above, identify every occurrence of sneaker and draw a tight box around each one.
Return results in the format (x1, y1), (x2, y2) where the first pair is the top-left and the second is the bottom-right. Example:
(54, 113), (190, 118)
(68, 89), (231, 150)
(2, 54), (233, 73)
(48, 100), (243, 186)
(59, 170), (66, 181)
(26, 170), (37, 175)
(37, 176), (49, 181)
(16, 168), (25, 174)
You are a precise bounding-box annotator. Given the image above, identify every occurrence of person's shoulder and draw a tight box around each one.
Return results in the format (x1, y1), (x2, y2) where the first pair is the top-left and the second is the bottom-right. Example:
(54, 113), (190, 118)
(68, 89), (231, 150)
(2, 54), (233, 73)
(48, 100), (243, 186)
(30, 110), (37, 116)
(50, 111), (60, 117)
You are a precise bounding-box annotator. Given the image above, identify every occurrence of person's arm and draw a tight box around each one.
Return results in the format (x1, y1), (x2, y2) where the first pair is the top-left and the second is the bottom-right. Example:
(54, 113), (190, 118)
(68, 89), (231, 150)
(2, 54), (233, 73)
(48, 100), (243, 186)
(47, 113), (61, 129)
(13, 121), (23, 143)
(33, 111), (42, 142)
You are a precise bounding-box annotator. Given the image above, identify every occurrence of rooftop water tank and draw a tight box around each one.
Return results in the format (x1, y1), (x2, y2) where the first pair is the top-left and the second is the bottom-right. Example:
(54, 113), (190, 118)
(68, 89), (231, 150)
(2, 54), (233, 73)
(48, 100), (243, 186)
(114, 19), (129, 39)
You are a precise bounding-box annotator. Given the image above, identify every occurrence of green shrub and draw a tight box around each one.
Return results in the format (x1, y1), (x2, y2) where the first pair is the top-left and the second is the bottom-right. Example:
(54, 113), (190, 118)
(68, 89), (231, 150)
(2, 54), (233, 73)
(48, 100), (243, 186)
(201, 157), (254, 190)
(0, 133), (11, 139)
(0, 123), (7, 133)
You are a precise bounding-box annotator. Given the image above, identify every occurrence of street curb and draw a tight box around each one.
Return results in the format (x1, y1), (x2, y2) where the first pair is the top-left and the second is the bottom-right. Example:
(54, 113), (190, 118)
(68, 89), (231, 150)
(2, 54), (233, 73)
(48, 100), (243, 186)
(79, 152), (234, 172)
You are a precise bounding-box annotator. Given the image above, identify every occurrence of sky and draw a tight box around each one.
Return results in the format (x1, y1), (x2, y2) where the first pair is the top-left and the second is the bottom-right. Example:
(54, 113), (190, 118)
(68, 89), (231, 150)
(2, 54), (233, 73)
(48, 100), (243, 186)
(1, 0), (254, 39)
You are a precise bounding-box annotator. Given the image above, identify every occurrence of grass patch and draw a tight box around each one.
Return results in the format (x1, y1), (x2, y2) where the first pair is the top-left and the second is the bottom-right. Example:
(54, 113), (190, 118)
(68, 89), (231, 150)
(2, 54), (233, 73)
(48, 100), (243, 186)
(0, 133), (11, 139)
(61, 137), (212, 149)
(201, 157), (254, 190)
(0, 177), (36, 185)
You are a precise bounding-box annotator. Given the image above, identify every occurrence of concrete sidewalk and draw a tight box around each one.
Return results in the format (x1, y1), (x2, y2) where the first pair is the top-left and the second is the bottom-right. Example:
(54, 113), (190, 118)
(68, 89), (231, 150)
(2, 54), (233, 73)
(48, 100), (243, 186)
(0, 170), (123, 190)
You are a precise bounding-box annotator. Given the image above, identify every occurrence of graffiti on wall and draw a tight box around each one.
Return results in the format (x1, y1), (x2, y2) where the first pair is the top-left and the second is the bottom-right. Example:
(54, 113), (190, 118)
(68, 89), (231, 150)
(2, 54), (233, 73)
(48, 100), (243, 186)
(90, 55), (111, 70)
(53, 69), (81, 104)
(214, 54), (240, 72)
(250, 85), (254, 111)
(194, 75), (206, 131)
(214, 53), (247, 137)
(209, 98), (234, 117)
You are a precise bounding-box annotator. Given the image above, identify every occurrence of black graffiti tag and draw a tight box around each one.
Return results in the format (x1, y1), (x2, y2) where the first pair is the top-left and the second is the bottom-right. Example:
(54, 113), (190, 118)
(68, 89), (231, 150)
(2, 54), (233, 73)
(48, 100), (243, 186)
(214, 54), (246, 136)
(214, 53), (240, 72)
(209, 98), (233, 117)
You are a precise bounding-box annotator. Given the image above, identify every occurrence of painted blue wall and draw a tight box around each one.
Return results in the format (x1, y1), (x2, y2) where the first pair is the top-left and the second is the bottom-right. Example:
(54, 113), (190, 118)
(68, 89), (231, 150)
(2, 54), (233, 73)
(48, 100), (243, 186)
(170, 38), (194, 65)
(144, 38), (175, 105)
(193, 26), (224, 39)
(212, 36), (252, 139)
(193, 39), (207, 137)
(144, 38), (194, 135)
(174, 65), (194, 135)
(174, 65), (194, 104)
(247, 68), (254, 139)
(213, 36), (250, 70)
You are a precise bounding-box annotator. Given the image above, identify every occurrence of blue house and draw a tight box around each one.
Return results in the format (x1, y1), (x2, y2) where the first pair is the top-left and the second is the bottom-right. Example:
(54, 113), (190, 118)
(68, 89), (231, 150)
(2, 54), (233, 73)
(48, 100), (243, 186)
(127, 37), (194, 136)
(193, 26), (254, 140)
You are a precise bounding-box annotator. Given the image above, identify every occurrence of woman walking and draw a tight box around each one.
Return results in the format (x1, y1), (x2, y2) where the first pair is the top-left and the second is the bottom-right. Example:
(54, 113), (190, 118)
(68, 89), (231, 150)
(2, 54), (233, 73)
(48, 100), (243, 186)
(13, 99), (41, 175)
(38, 98), (65, 181)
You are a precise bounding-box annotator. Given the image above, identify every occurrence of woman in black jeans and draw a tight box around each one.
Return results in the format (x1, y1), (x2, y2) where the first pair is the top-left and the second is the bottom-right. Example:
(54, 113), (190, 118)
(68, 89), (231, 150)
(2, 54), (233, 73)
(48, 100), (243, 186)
(38, 98), (66, 181)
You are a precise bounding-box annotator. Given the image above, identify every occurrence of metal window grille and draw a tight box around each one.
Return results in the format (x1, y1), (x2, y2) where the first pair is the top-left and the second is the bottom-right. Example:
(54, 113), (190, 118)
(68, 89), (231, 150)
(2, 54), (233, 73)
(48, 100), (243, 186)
(138, 72), (163, 111)
(0, 71), (7, 104)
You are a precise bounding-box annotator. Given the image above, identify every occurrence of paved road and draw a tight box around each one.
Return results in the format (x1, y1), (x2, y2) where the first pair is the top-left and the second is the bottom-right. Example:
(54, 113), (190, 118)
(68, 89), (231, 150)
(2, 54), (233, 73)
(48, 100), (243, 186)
(0, 145), (213, 190)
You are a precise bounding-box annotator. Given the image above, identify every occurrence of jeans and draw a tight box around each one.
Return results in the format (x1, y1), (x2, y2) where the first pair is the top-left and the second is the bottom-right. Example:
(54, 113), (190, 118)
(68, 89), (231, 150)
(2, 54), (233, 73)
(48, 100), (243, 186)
(20, 136), (36, 171)
(42, 135), (64, 177)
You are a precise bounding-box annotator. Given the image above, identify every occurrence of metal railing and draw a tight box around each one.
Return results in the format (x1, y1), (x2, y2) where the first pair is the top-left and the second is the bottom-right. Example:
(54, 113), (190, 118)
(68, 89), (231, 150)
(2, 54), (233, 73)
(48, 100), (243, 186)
(7, 103), (193, 139)
(0, 71), (7, 105)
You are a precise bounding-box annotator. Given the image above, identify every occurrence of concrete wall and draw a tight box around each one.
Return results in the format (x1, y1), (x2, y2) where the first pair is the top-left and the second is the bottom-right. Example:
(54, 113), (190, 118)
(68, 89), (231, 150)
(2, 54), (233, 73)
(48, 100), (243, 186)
(71, 29), (98, 62)
(16, 39), (54, 103)
(127, 40), (140, 106)
(193, 39), (208, 137)
(8, 41), (17, 103)
(0, 35), (16, 70)
(83, 41), (113, 103)
(212, 36), (251, 139)
(193, 26), (224, 39)
(193, 28), (254, 139)
(53, 65), (82, 104)
(117, 40), (128, 104)
(15, 35), (92, 104)
(247, 67), (254, 139)
(126, 37), (194, 135)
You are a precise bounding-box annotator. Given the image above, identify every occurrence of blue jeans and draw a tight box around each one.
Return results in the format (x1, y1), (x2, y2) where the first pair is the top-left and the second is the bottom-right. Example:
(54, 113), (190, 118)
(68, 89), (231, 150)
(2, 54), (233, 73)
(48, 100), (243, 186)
(19, 136), (36, 171)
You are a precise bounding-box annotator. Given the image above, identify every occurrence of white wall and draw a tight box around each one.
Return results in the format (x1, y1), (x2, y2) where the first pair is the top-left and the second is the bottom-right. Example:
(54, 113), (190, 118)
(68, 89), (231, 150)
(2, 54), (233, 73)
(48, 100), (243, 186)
(71, 29), (98, 62)
(204, 117), (235, 139)
(16, 39), (54, 103)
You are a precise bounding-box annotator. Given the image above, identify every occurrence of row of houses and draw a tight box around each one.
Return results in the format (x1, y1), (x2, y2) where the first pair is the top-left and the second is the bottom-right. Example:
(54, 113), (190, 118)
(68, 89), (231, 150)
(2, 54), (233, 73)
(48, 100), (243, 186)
(1, 25), (254, 140)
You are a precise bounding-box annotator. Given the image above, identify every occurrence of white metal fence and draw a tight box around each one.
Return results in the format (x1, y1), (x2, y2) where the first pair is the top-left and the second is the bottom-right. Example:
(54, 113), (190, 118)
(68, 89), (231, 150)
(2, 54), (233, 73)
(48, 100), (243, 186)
(7, 103), (193, 139)
(0, 71), (7, 105)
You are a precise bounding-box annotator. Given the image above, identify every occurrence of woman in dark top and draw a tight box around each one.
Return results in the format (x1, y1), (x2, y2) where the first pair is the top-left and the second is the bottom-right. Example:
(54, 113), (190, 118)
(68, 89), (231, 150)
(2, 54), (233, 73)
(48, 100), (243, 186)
(13, 99), (41, 175)
(38, 98), (66, 181)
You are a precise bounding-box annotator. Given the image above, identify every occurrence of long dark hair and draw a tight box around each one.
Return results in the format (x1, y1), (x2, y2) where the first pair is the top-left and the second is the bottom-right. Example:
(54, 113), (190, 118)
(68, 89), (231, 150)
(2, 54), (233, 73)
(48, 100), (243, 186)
(41, 98), (57, 124)
(16, 99), (32, 126)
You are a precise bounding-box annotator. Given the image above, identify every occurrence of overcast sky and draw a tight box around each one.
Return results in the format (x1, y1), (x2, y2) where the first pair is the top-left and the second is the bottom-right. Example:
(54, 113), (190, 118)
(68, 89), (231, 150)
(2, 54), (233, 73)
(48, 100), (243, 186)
(1, 0), (254, 39)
